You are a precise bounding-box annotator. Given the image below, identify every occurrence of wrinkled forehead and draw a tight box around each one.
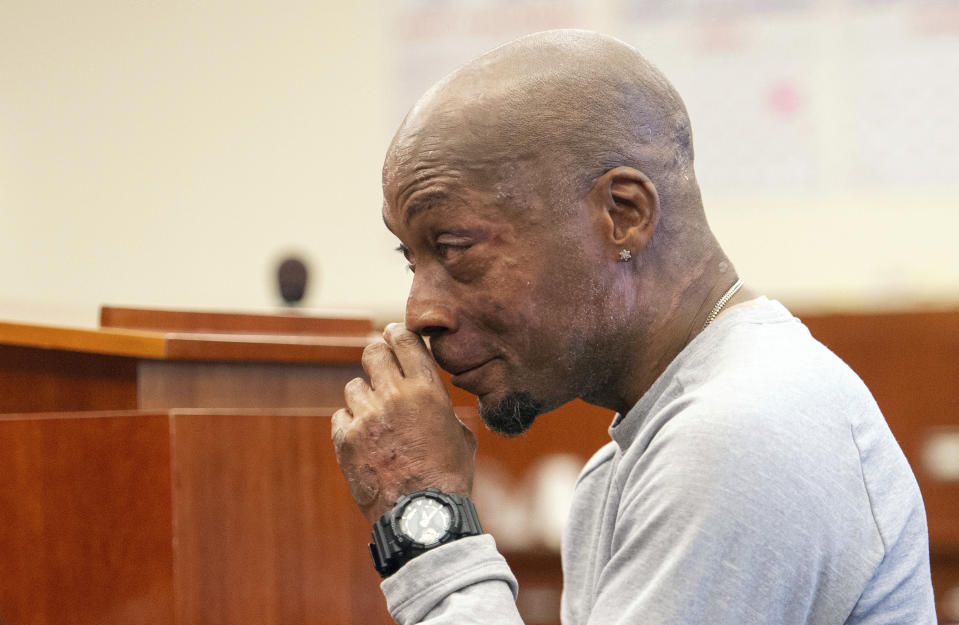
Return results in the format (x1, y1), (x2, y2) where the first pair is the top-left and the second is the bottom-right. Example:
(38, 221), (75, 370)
(381, 159), (543, 246)
(384, 102), (481, 182)
(383, 137), (465, 221)
(384, 137), (530, 222)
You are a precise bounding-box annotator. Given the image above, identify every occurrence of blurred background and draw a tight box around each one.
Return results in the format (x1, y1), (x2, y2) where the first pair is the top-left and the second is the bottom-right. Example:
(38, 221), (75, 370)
(1, 0), (957, 326)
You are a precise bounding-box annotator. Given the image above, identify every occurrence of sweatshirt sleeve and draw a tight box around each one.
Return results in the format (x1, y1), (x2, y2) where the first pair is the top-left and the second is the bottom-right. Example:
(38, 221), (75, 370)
(381, 534), (524, 624)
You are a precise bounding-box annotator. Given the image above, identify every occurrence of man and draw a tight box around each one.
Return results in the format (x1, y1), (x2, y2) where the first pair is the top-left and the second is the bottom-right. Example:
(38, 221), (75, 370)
(331, 29), (936, 624)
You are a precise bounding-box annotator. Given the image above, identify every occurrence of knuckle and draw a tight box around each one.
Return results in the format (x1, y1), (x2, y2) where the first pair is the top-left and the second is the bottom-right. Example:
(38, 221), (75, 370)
(386, 323), (419, 347)
(344, 377), (367, 394)
(407, 376), (434, 396)
(330, 412), (352, 450)
(395, 333), (421, 349)
(383, 322), (404, 337)
(379, 390), (405, 413)
(331, 426), (348, 450)
(362, 340), (389, 360)
(331, 407), (349, 426)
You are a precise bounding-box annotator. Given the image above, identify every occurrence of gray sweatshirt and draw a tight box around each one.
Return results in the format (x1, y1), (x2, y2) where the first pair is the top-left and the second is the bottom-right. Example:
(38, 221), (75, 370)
(382, 298), (937, 624)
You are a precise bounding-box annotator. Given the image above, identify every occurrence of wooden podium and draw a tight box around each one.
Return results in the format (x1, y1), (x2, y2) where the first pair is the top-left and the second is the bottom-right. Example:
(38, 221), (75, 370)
(0, 307), (374, 415)
(0, 409), (390, 625)
(0, 308), (396, 625)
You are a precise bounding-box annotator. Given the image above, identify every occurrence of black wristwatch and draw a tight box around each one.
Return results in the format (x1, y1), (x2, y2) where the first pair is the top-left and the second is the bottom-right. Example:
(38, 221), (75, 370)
(369, 488), (483, 578)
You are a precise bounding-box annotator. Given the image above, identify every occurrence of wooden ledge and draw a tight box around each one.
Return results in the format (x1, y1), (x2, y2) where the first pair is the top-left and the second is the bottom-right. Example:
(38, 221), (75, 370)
(0, 320), (373, 363)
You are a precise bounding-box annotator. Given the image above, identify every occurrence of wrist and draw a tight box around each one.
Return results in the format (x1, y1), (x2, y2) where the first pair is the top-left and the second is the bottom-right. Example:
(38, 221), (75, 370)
(368, 488), (483, 578)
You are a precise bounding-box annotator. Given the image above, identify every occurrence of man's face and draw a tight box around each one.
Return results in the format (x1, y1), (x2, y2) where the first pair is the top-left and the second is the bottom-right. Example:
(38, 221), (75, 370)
(383, 158), (612, 436)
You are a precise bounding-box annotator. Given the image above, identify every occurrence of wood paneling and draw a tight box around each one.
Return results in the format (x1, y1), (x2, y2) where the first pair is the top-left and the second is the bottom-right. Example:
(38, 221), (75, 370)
(169, 411), (391, 625)
(931, 552), (959, 623)
(137, 361), (362, 411)
(0, 410), (393, 625)
(0, 321), (371, 365)
(0, 321), (371, 414)
(0, 321), (166, 359)
(101, 306), (373, 336)
(0, 412), (175, 625)
(161, 332), (369, 363)
(0, 344), (138, 413)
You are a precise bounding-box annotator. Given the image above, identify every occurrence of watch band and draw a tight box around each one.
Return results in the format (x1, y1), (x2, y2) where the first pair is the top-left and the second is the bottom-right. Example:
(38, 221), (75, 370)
(369, 488), (483, 578)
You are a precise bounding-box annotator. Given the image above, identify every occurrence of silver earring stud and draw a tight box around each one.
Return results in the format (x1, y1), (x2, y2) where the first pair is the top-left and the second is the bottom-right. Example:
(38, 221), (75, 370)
(618, 249), (632, 262)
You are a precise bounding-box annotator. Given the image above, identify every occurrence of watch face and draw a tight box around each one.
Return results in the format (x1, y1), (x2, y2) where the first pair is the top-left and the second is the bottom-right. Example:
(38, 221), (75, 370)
(398, 496), (452, 546)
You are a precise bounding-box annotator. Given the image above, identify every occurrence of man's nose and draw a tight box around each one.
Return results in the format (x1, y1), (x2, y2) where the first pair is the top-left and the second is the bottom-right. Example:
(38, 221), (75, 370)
(405, 270), (457, 338)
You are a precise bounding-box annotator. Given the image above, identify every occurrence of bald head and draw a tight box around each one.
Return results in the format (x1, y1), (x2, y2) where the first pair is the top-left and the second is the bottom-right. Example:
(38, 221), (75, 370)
(385, 30), (702, 226)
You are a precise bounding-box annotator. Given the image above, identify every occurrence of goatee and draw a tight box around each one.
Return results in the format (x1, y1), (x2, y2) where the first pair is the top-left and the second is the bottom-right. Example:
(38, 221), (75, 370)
(479, 391), (543, 437)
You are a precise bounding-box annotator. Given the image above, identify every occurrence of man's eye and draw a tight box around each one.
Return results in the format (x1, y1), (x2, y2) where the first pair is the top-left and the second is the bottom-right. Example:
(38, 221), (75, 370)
(435, 238), (471, 260)
(395, 244), (415, 273)
(436, 243), (464, 259)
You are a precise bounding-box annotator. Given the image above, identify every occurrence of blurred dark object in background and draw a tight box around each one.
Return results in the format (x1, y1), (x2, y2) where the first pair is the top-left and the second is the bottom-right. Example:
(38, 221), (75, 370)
(277, 256), (309, 306)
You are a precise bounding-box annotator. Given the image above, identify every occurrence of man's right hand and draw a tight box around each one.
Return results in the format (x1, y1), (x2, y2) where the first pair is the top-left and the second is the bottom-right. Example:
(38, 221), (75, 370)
(331, 323), (477, 524)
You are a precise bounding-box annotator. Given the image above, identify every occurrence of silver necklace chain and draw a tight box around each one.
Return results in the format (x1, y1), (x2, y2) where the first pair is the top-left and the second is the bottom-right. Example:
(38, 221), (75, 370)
(702, 278), (744, 331)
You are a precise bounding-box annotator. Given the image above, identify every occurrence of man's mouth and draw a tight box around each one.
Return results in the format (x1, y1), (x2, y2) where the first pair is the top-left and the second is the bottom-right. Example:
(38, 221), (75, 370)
(430, 340), (500, 394)
(449, 359), (494, 393)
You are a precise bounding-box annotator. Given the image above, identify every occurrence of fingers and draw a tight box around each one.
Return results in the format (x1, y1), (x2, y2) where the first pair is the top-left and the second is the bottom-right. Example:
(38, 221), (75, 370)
(361, 338), (402, 390)
(330, 407), (352, 446)
(343, 376), (374, 417)
(331, 406), (352, 427)
(383, 322), (440, 383)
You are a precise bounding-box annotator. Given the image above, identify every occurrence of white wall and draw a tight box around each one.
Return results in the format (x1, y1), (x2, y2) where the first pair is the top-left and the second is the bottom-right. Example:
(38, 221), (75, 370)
(1, 0), (957, 328)
(0, 0), (407, 326)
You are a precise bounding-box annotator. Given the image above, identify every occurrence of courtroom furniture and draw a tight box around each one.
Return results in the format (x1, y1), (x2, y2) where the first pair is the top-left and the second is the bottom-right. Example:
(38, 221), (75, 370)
(99, 306), (373, 335)
(0, 409), (392, 625)
(0, 310), (387, 624)
(0, 317), (371, 414)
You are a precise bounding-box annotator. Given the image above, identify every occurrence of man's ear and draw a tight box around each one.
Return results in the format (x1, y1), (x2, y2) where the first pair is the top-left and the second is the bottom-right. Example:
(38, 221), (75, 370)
(589, 166), (659, 252)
